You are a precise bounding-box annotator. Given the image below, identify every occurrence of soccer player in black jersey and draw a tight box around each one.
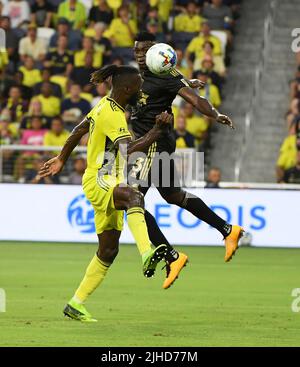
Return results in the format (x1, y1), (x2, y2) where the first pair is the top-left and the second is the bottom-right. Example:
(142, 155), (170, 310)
(130, 32), (244, 289)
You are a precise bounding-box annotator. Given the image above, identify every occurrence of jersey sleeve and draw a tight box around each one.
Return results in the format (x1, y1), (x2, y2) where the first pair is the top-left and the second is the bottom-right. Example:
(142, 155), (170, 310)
(164, 73), (189, 95)
(103, 109), (132, 145)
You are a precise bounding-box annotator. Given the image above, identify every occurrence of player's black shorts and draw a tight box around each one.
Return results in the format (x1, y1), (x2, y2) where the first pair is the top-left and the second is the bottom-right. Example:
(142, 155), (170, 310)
(128, 132), (182, 197)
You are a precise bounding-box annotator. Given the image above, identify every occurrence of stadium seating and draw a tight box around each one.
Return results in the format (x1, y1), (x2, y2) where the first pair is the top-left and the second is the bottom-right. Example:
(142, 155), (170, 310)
(0, 0), (242, 184)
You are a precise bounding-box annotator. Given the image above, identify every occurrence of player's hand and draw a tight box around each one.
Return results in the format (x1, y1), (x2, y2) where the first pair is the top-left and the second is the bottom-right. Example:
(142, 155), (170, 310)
(187, 79), (205, 89)
(155, 111), (173, 127)
(216, 114), (235, 129)
(39, 156), (64, 178)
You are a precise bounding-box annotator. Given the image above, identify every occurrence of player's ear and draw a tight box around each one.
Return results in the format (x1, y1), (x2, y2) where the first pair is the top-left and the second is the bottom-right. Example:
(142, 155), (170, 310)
(124, 86), (131, 95)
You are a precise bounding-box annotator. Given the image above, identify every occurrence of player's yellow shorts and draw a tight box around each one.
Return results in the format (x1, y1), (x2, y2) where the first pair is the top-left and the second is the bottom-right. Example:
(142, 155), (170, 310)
(82, 168), (124, 234)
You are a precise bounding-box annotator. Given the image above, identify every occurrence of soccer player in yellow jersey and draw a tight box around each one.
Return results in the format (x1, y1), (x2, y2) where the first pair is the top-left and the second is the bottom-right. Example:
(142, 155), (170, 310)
(40, 65), (173, 322)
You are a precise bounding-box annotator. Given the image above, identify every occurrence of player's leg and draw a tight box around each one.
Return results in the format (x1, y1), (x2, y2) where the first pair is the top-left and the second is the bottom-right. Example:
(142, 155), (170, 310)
(128, 142), (188, 286)
(113, 185), (167, 277)
(64, 229), (120, 322)
(129, 143), (182, 261)
(160, 188), (244, 262)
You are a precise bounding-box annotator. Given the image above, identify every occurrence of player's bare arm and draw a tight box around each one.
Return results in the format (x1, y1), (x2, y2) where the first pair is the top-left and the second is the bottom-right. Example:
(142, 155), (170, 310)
(185, 78), (205, 89)
(178, 86), (235, 129)
(39, 118), (90, 177)
(116, 112), (173, 157)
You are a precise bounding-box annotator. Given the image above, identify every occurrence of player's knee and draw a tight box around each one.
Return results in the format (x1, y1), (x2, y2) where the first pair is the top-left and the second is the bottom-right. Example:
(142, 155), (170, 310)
(127, 189), (144, 209)
(98, 246), (119, 263)
(163, 190), (185, 205)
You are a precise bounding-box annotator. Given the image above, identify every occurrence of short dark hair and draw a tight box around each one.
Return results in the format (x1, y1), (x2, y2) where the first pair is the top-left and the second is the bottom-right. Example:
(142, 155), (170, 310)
(135, 31), (155, 42)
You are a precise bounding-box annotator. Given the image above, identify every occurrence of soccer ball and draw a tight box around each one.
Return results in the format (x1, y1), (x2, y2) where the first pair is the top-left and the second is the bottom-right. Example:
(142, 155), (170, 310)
(146, 43), (177, 75)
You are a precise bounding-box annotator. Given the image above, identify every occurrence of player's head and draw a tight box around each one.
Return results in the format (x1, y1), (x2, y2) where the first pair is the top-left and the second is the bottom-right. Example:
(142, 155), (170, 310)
(134, 32), (156, 71)
(90, 65), (142, 106)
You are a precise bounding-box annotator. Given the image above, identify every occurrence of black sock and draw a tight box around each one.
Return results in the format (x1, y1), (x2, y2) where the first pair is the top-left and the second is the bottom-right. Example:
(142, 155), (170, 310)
(181, 192), (232, 238)
(144, 210), (179, 262)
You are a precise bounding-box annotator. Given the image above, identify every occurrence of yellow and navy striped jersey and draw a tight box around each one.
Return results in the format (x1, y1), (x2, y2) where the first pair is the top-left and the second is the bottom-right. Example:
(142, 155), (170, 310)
(86, 96), (132, 178)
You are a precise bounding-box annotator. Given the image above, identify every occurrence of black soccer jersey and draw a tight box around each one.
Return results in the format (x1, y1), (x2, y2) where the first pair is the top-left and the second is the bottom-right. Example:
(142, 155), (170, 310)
(130, 69), (188, 139)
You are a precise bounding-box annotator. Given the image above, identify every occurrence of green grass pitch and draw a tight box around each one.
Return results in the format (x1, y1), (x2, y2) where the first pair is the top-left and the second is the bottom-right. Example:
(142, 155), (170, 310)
(1, 242), (300, 346)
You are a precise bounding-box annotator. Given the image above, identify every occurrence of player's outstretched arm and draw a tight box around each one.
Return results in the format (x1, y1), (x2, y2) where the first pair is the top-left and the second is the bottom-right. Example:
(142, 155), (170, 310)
(116, 112), (173, 157)
(39, 118), (90, 178)
(178, 87), (235, 129)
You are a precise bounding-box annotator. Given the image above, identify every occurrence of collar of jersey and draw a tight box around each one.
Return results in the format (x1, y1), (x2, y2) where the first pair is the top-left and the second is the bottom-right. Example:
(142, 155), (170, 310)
(106, 97), (125, 112)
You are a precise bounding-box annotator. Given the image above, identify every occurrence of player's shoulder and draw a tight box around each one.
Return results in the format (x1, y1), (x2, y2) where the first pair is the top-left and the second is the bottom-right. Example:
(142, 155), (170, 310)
(91, 96), (125, 121)
(106, 97), (125, 113)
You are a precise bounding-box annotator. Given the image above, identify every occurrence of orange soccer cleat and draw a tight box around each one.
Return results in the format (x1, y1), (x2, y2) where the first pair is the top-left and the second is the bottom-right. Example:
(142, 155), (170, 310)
(163, 252), (188, 289)
(224, 225), (244, 262)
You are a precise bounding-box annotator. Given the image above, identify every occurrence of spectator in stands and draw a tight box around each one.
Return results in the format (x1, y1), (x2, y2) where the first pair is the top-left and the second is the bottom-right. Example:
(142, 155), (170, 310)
(175, 113), (195, 149)
(3, 85), (28, 122)
(196, 70), (221, 108)
(148, 0), (173, 31)
(88, 0), (113, 26)
(18, 23), (47, 63)
(43, 116), (69, 153)
(205, 167), (221, 188)
(91, 82), (108, 107)
(185, 21), (222, 67)
(223, 0), (242, 20)
(294, 116), (300, 151)
(49, 17), (82, 51)
(92, 22), (112, 64)
(33, 68), (62, 97)
(0, 16), (19, 72)
(144, 7), (162, 32)
(2, 0), (30, 28)
(58, 0), (87, 30)
(190, 40), (226, 77)
(71, 51), (95, 92)
(289, 66), (300, 100)
(48, 0), (61, 11)
(74, 36), (103, 69)
(61, 83), (90, 129)
(174, 1), (203, 33)
(35, 82), (61, 118)
(25, 155), (60, 184)
(20, 115), (47, 147)
(0, 112), (14, 145)
(0, 110), (16, 176)
(105, 6), (137, 47)
(182, 102), (209, 148)
(45, 34), (73, 77)
(3, 70), (32, 101)
(282, 151), (300, 184)
(194, 57), (224, 92)
(16, 115), (47, 181)
(31, 0), (54, 28)
(69, 156), (86, 184)
(276, 124), (297, 183)
(20, 98), (50, 130)
(146, 18), (166, 43)
(202, 0), (233, 31)
(175, 48), (190, 78)
(19, 56), (42, 88)
(0, 45), (8, 74)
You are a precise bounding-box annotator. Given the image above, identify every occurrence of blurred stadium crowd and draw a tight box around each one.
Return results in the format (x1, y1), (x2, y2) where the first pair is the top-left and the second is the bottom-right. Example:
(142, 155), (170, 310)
(276, 53), (300, 184)
(0, 0), (242, 184)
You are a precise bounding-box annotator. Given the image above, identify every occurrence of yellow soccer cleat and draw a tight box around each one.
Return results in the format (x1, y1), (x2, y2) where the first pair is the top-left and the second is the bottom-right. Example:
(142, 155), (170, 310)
(63, 299), (98, 322)
(224, 225), (244, 262)
(163, 252), (188, 290)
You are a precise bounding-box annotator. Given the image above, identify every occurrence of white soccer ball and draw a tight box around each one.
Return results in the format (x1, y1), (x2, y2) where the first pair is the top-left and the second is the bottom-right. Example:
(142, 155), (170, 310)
(146, 43), (177, 75)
